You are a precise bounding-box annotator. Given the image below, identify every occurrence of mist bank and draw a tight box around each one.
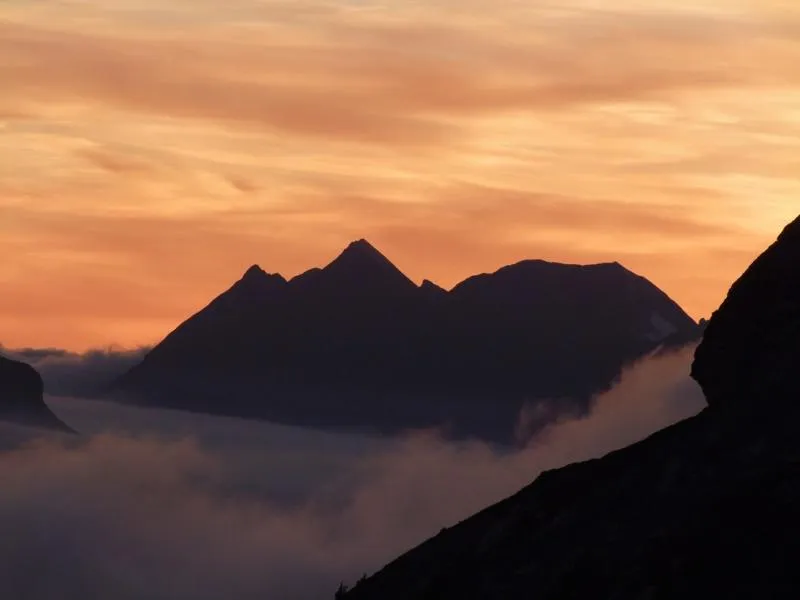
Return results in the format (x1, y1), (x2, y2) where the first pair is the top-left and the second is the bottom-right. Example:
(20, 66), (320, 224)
(0, 345), (705, 599)
(0, 345), (149, 398)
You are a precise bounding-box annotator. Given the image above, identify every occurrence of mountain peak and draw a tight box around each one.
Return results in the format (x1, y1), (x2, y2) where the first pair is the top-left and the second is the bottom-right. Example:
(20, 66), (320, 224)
(348, 238), (376, 250)
(338, 239), (385, 262)
(242, 264), (267, 280)
(312, 239), (416, 291)
(239, 264), (286, 285)
(229, 265), (286, 300)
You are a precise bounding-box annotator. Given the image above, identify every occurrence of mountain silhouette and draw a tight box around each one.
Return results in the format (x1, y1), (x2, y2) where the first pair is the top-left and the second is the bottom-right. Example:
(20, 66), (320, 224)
(292, 239), (418, 295)
(341, 215), (800, 600)
(692, 216), (800, 406)
(110, 240), (700, 442)
(0, 354), (74, 432)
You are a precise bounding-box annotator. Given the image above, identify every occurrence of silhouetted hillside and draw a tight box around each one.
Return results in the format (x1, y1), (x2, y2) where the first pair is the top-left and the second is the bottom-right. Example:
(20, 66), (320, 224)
(692, 216), (800, 406)
(110, 240), (699, 442)
(0, 354), (74, 432)
(342, 215), (800, 600)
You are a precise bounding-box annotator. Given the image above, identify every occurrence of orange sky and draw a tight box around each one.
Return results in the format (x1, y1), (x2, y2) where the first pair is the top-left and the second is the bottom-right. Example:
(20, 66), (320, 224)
(1, 0), (798, 350)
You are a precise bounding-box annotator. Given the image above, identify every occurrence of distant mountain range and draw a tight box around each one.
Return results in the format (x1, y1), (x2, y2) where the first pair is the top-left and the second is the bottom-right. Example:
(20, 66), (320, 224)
(341, 214), (800, 599)
(109, 240), (700, 442)
(0, 354), (73, 432)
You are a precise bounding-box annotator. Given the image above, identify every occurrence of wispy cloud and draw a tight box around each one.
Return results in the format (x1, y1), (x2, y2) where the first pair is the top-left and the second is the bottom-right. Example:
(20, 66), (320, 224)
(0, 0), (798, 348)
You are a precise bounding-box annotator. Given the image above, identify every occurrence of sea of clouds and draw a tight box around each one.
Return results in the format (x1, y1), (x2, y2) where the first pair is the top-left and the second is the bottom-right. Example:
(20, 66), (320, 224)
(0, 345), (705, 600)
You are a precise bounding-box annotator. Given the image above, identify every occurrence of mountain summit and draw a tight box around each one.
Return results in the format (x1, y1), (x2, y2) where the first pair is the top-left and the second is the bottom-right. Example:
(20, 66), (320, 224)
(110, 240), (700, 442)
(291, 239), (417, 296)
(329, 239), (398, 273)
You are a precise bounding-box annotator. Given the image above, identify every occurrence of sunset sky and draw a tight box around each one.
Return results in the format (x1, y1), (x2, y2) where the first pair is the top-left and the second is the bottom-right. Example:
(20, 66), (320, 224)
(1, 0), (798, 350)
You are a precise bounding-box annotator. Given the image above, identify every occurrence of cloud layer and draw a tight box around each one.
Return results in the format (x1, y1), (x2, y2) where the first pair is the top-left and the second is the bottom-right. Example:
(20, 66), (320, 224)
(0, 345), (706, 599)
(1, 345), (149, 396)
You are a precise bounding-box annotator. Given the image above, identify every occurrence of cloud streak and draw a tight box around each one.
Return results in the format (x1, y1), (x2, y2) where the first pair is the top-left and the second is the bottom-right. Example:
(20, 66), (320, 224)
(1, 0), (798, 348)
(2, 9), (799, 143)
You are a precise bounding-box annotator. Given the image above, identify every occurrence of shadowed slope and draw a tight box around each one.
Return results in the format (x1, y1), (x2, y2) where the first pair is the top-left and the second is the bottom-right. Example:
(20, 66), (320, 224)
(0, 354), (74, 432)
(693, 215), (800, 406)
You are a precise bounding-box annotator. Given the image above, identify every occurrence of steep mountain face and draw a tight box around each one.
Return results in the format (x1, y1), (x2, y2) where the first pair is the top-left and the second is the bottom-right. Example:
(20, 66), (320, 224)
(693, 215), (800, 406)
(342, 215), (800, 600)
(111, 240), (699, 442)
(0, 354), (73, 432)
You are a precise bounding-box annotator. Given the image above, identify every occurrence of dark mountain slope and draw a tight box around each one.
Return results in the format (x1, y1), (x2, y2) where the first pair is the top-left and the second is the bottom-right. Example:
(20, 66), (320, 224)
(693, 216), (800, 406)
(111, 241), (699, 442)
(342, 214), (800, 599)
(0, 354), (74, 432)
(441, 260), (696, 400)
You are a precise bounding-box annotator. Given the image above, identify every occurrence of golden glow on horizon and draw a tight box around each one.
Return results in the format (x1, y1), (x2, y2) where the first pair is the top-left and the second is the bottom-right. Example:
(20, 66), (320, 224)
(0, 0), (798, 350)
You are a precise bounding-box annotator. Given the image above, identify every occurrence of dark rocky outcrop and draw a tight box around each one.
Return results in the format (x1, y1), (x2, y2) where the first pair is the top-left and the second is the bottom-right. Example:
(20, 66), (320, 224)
(110, 240), (700, 442)
(342, 214), (800, 600)
(692, 215), (800, 406)
(0, 354), (73, 432)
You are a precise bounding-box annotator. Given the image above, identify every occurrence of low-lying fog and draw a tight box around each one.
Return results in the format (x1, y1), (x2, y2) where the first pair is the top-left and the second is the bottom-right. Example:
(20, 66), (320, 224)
(0, 346), (705, 600)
